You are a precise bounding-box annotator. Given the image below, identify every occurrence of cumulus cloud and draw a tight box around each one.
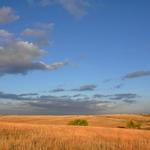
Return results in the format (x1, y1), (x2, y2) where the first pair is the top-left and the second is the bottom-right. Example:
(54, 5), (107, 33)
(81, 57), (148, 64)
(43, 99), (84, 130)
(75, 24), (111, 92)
(0, 29), (68, 76)
(27, 0), (91, 17)
(122, 71), (150, 80)
(0, 6), (19, 24)
(72, 84), (97, 91)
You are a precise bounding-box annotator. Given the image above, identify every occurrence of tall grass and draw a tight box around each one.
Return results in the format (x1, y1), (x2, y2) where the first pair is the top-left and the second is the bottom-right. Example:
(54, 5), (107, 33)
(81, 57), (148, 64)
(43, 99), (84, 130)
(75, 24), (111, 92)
(0, 122), (149, 150)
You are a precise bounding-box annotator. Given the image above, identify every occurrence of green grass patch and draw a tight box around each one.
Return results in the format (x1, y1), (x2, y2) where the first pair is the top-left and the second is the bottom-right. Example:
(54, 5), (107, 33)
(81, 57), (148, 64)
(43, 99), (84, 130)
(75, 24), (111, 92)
(126, 120), (142, 129)
(68, 119), (88, 126)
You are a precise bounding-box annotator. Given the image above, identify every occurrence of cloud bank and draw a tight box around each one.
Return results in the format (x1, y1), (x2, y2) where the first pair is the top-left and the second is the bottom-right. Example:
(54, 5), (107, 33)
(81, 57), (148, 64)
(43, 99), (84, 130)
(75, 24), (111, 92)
(0, 91), (116, 114)
(0, 88), (141, 114)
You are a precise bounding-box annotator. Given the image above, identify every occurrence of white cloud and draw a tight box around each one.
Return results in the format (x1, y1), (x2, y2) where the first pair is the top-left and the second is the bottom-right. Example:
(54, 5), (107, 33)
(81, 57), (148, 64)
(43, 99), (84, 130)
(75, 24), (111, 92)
(0, 6), (19, 24)
(22, 28), (46, 37)
(0, 29), (68, 75)
(0, 29), (12, 38)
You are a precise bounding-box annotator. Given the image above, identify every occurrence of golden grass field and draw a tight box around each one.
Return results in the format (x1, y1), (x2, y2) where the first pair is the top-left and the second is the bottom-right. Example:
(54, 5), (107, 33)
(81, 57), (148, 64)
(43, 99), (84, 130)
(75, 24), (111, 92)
(0, 114), (149, 150)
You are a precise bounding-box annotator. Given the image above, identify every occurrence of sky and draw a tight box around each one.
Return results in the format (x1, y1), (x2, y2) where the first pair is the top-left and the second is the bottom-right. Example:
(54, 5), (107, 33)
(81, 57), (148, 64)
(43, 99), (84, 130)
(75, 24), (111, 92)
(0, 0), (150, 114)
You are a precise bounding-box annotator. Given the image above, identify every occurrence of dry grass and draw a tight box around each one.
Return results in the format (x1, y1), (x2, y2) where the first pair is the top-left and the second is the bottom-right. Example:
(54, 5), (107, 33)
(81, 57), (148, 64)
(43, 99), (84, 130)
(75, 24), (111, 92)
(0, 114), (149, 129)
(0, 115), (149, 150)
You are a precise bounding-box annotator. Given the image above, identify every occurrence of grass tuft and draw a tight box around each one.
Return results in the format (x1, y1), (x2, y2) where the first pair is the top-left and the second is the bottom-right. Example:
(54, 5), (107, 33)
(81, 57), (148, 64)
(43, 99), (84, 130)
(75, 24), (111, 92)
(68, 119), (88, 126)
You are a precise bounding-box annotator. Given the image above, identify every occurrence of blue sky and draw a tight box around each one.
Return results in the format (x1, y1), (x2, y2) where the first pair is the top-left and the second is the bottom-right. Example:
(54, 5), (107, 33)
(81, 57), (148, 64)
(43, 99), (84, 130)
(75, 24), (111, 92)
(0, 0), (150, 114)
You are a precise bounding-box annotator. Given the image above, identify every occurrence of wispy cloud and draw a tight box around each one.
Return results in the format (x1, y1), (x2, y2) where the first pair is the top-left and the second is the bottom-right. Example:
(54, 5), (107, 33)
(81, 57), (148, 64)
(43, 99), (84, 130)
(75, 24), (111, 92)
(93, 94), (110, 98)
(102, 79), (113, 84)
(72, 84), (97, 92)
(123, 99), (136, 104)
(122, 70), (150, 80)
(50, 88), (65, 92)
(0, 7), (19, 24)
(113, 83), (124, 89)
(49, 84), (97, 93)
(27, 0), (34, 5)
(93, 93), (139, 102)
(72, 94), (85, 97)
(110, 93), (138, 101)
(27, 0), (91, 17)
(21, 23), (54, 46)
(19, 93), (39, 97)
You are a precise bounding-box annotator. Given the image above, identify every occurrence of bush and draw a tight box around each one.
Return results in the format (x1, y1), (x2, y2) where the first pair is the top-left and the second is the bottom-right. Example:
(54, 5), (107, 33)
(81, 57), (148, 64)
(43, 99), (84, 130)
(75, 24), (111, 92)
(68, 119), (88, 126)
(126, 120), (142, 129)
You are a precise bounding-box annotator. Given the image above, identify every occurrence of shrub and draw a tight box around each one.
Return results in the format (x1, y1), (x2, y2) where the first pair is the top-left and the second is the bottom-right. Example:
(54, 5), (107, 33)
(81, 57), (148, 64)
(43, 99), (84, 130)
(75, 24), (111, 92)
(126, 120), (142, 129)
(68, 119), (88, 126)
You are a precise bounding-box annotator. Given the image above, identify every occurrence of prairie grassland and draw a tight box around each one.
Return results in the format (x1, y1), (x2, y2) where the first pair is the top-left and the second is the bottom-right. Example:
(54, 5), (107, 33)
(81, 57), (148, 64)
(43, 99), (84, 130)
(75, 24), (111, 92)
(0, 115), (149, 150)
(0, 114), (150, 128)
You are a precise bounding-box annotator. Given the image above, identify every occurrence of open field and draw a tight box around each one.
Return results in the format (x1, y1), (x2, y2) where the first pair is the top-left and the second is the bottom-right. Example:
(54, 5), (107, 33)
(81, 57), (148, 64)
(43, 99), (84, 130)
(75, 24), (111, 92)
(0, 114), (150, 129)
(0, 114), (149, 150)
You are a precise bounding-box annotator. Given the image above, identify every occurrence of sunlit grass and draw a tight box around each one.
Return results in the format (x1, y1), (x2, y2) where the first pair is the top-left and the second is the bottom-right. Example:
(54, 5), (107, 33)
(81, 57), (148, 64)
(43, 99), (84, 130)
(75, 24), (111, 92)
(0, 115), (149, 150)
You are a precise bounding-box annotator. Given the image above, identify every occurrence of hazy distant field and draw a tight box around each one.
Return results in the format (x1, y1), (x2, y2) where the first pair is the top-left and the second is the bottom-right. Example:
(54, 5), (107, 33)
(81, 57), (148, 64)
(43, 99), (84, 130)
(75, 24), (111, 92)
(0, 114), (149, 150)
